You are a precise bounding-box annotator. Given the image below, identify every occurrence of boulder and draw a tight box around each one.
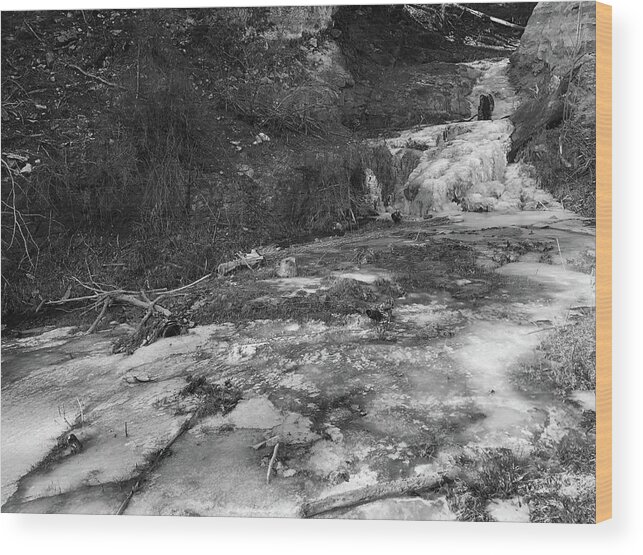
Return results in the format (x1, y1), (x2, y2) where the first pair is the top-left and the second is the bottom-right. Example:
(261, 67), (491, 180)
(276, 257), (298, 278)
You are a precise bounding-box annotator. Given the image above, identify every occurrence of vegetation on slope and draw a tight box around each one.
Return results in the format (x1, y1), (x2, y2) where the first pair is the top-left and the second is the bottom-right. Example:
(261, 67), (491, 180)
(0, 9), (364, 317)
(1, 5), (536, 320)
(509, 3), (596, 217)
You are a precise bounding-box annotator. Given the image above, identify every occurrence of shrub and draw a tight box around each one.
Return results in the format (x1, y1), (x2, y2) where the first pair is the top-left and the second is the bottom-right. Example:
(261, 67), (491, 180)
(273, 146), (372, 234)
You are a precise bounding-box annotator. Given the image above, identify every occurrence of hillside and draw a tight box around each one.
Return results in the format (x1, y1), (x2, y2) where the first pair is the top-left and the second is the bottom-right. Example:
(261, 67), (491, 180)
(2, 5), (534, 319)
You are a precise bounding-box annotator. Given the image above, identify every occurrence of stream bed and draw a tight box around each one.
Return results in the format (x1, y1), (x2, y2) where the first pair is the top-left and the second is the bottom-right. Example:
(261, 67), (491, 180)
(1, 58), (596, 521)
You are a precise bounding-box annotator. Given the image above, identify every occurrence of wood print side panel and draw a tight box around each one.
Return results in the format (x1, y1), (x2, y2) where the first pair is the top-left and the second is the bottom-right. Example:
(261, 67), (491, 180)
(595, 1), (612, 524)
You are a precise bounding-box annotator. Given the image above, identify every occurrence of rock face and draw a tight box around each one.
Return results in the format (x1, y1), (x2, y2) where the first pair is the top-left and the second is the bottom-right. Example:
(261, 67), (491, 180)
(511, 2), (596, 90)
(212, 6), (350, 133)
(509, 2), (596, 158)
(343, 63), (477, 130)
(334, 6), (483, 130)
(228, 6), (336, 40)
(263, 6), (336, 40)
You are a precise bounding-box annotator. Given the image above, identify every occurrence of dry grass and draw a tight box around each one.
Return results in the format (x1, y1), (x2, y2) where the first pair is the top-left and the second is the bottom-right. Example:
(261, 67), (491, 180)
(447, 433), (595, 523)
(1, 9), (367, 319)
(519, 313), (596, 394)
(517, 54), (596, 218)
(446, 448), (530, 521)
(180, 376), (242, 417)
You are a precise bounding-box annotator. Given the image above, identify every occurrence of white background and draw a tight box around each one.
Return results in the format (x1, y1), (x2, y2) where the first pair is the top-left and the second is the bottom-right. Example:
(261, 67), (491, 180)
(0, 0), (640, 553)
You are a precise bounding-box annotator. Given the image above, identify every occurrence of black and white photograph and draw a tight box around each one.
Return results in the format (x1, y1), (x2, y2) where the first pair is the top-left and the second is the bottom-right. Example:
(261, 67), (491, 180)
(1, 2), (600, 523)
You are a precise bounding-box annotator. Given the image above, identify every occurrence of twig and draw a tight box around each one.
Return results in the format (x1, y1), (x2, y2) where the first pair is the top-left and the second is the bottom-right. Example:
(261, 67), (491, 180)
(1, 159), (38, 267)
(66, 64), (127, 90)
(266, 442), (280, 484)
(555, 237), (567, 271)
(71, 275), (105, 293)
(135, 43), (141, 100)
(58, 404), (73, 428)
(76, 398), (85, 427)
(85, 297), (111, 334)
(526, 323), (574, 335)
(164, 273), (211, 296)
(45, 293), (107, 306)
(252, 435), (279, 450)
(24, 20), (46, 44)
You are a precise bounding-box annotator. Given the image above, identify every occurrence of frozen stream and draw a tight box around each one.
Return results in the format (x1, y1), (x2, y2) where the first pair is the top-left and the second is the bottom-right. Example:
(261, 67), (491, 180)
(1, 59), (595, 520)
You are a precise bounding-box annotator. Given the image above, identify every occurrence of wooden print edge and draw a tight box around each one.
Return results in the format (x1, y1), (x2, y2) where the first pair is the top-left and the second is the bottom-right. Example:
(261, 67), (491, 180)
(595, 0), (612, 524)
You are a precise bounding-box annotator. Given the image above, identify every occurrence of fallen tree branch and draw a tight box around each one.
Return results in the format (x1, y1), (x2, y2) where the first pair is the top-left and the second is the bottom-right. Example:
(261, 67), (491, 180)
(133, 293), (166, 337)
(112, 293), (171, 317)
(300, 470), (457, 518)
(45, 293), (106, 306)
(66, 64), (128, 90)
(116, 410), (200, 515)
(44, 288), (170, 330)
(164, 273), (212, 296)
(217, 249), (264, 276)
(449, 3), (526, 30)
(43, 272), (211, 336)
(85, 297), (111, 335)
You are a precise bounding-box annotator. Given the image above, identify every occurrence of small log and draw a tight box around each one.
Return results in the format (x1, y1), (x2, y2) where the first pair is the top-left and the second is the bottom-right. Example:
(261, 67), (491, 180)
(116, 479), (140, 516)
(301, 470), (457, 518)
(217, 250), (264, 276)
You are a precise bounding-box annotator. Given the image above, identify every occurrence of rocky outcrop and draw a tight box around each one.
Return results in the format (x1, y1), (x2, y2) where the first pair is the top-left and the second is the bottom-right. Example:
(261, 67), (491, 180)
(225, 6), (336, 40)
(218, 24), (354, 133)
(263, 6), (336, 40)
(509, 2), (596, 159)
(343, 63), (478, 130)
(511, 2), (596, 91)
(332, 5), (512, 131)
